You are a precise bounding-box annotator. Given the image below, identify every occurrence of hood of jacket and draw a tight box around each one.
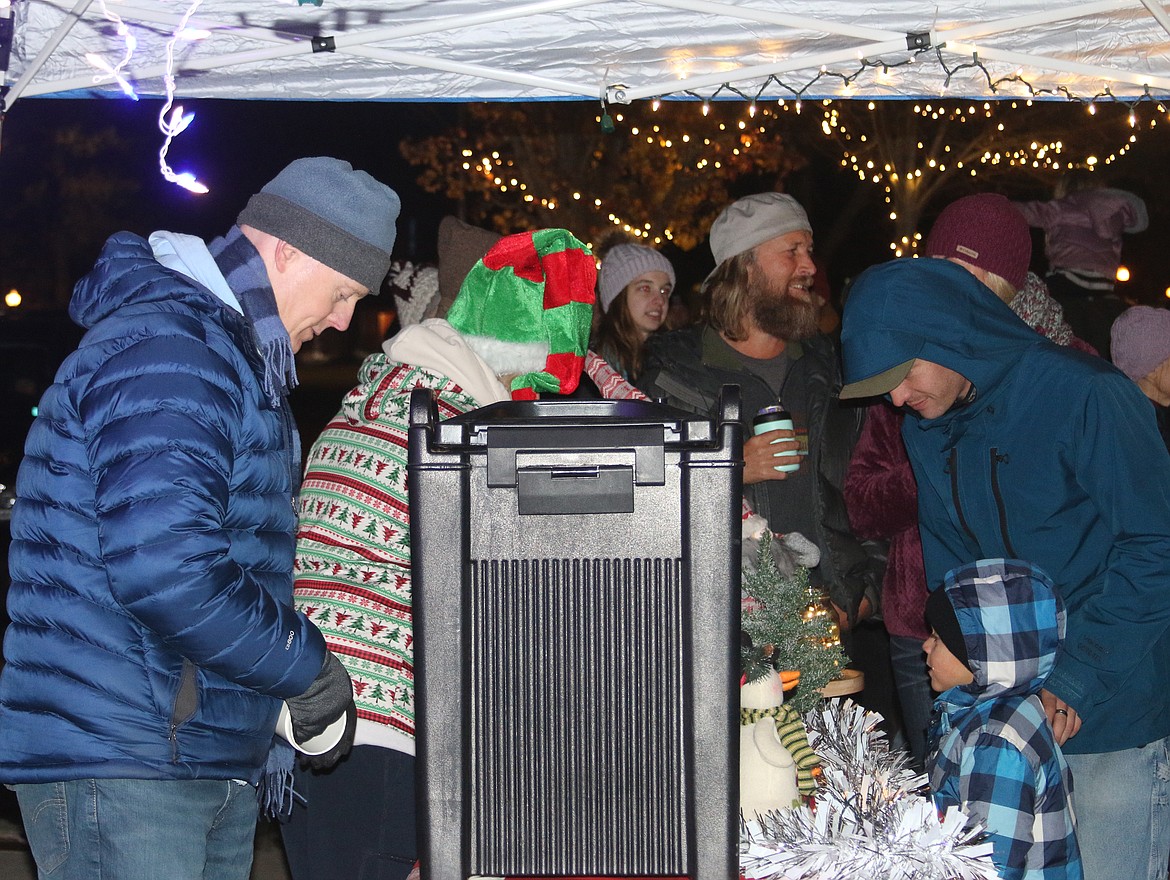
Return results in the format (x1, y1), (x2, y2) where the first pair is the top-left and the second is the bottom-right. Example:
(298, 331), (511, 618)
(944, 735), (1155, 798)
(934, 558), (1064, 711)
(840, 258), (1048, 426)
(381, 318), (510, 409)
(69, 232), (225, 330)
(327, 319), (510, 436)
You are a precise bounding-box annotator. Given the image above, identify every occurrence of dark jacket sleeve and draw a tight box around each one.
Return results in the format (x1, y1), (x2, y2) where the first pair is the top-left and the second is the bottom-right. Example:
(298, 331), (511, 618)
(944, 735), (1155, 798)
(844, 402), (918, 540)
(803, 339), (886, 623)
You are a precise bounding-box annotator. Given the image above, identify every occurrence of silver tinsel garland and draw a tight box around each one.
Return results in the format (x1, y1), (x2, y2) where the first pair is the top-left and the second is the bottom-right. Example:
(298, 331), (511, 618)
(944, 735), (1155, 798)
(740, 700), (999, 880)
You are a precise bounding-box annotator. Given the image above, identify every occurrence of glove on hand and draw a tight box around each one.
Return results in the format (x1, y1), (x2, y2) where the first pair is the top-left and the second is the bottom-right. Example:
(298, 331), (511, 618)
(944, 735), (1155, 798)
(285, 652), (355, 742)
(300, 700), (357, 771)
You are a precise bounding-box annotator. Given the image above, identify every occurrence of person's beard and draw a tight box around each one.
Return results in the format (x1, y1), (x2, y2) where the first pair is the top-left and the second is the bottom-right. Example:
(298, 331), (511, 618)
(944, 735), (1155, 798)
(750, 272), (820, 341)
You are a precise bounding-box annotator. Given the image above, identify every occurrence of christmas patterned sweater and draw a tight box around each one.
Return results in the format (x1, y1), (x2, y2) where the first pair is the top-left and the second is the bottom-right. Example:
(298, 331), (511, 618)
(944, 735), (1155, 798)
(294, 332), (498, 743)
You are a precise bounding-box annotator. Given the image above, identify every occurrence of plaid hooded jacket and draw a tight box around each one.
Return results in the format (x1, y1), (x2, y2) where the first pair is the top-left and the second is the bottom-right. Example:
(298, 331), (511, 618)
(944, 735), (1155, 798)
(928, 559), (1083, 880)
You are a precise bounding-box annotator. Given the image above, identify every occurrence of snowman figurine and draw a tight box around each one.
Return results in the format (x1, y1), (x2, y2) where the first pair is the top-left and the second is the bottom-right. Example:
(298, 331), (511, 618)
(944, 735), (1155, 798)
(740, 667), (821, 819)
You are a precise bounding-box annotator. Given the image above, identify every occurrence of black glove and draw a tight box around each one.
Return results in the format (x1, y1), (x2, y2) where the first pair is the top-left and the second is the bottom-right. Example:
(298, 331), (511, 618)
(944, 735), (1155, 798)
(285, 652), (355, 742)
(300, 700), (357, 771)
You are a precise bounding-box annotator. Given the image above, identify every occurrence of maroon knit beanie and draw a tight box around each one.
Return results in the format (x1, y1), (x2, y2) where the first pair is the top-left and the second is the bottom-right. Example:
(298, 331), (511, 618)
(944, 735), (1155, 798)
(924, 193), (1031, 291)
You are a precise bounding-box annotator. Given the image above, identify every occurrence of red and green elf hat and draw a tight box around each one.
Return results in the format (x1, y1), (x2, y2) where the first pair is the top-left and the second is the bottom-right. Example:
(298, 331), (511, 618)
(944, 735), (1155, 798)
(446, 228), (596, 400)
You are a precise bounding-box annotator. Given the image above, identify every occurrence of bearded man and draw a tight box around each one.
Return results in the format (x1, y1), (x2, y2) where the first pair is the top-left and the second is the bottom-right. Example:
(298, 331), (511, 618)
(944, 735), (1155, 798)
(637, 192), (885, 635)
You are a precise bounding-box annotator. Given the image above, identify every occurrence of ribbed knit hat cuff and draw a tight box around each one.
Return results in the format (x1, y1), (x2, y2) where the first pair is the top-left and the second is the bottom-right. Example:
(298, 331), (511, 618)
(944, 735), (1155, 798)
(238, 193), (392, 292)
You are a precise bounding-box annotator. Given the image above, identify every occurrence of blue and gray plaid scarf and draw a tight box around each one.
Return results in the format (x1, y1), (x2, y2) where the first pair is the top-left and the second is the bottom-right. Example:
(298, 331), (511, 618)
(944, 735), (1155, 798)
(208, 225), (299, 405)
(207, 225), (302, 817)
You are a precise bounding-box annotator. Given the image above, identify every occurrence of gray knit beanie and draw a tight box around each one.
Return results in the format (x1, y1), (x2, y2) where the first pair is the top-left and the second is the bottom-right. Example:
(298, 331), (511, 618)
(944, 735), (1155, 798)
(597, 244), (676, 312)
(237, 157), (400, 292)
(1111, 305), (1170, 382)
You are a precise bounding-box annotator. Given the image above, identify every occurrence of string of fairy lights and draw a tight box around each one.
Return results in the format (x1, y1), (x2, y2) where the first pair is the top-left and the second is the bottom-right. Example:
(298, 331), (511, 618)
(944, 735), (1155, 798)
(87, 0), (211, 193)
(820, 97), (1149, 255)
(455, 47), (1170, 254)
(463, 94), (1158, 255)
(76, 6), (1170, 226)
(461, 111), (770, 247)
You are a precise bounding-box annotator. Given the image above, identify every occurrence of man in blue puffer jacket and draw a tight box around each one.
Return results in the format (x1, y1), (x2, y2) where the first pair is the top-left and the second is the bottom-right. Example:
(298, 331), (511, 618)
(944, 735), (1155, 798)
(0, 157), (400, 880)
(838, 257), (1170, 880)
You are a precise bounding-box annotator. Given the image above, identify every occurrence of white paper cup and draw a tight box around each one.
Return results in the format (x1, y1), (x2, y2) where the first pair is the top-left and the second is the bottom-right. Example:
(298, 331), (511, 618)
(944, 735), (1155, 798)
(275, 702), (348, 756)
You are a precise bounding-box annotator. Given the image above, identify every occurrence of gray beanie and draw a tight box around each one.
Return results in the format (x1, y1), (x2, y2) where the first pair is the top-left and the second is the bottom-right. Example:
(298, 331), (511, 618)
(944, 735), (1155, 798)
(709, 192), (812, 267)
(237, 157), (401, 292)
(597, 244), (676, 312)
(1111, 305), (1170, 382)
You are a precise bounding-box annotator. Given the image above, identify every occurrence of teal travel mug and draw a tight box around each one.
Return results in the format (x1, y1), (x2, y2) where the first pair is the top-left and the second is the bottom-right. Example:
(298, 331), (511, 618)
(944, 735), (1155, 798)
(752, 405), (800, 473)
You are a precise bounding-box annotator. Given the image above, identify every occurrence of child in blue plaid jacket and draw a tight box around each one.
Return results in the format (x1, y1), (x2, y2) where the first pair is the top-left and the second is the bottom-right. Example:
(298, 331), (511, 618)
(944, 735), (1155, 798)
(924, 558), (1083, 880)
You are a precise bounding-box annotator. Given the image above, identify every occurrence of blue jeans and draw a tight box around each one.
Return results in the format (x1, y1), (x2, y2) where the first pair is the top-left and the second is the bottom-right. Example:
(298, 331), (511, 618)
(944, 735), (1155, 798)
(1064, 735), (1170, 880)
(889, 634), (935, 773)
(13, 778), (259, 880)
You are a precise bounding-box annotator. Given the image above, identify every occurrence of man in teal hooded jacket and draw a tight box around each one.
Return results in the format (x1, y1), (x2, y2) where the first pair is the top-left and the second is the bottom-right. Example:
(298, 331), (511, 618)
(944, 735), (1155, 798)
(838, 257), (1170, 880)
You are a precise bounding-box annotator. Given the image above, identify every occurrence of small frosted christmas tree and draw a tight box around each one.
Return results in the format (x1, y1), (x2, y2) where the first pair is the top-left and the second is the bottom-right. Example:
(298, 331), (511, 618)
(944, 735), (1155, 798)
(741, 532), (847, 715)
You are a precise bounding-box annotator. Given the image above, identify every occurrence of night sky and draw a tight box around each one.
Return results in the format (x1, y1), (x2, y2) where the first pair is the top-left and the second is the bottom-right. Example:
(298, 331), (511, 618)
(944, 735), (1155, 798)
(2, 95), (1168, 311)
(0, 97), (465, 311)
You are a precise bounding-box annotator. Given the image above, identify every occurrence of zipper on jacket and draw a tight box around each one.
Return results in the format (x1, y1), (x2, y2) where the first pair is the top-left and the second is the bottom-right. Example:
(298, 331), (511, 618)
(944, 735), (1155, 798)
(168, 659), (199, 763)
(948, 448), (978, 543)
(989, 448), (1018, 557)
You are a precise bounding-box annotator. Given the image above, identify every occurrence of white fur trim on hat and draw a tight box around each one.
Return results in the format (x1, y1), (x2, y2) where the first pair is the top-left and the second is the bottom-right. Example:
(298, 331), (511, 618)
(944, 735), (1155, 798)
(460, 335), (550, 378)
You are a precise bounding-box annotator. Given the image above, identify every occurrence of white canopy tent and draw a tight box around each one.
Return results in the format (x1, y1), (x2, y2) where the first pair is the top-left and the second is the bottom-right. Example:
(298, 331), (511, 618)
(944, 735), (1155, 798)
(3, 0), (1170, 111)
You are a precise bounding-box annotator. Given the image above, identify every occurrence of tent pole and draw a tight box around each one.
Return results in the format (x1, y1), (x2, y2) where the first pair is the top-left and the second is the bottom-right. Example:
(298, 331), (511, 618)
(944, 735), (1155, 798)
(651, 0), (903, 42)
(344, 46), (596, 98)
(15, 0), (598, 100)
(72, 0), (591, 49)
(941, 0), (1132, 43)
(1137, 0), (1170, 39)
(15, 35), (596, 101)
(3, 0), (96, 109)
(944, 40), (1170, 91)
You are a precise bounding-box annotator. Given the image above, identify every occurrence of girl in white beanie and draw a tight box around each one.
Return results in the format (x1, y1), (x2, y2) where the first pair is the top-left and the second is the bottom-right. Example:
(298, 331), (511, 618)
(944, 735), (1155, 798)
(592, 241), (676, 380)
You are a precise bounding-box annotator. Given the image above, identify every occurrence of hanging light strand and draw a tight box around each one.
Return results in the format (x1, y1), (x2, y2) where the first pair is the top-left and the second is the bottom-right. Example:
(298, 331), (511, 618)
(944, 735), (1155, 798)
(84, 0), (139, 100)
(636, 46), (1166, 117)
(157, 0), (209, 194)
